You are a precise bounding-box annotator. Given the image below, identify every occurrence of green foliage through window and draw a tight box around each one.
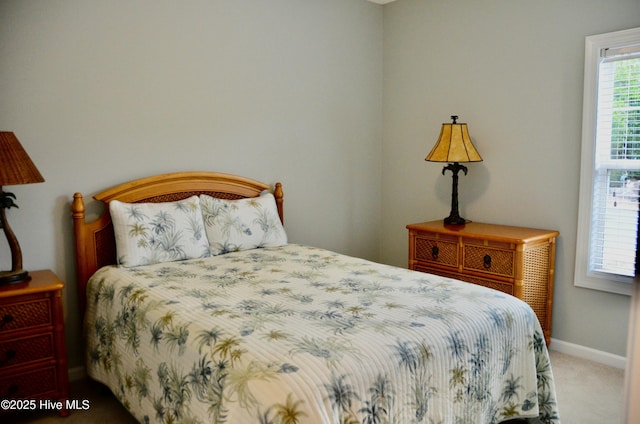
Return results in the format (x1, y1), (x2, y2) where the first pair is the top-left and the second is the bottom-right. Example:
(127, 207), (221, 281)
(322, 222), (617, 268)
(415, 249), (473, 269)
(611, 58), (640, 160)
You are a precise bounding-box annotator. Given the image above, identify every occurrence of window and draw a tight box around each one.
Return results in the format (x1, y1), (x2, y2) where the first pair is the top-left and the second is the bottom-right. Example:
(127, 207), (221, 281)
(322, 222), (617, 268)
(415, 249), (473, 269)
(576, 27), (640, 296)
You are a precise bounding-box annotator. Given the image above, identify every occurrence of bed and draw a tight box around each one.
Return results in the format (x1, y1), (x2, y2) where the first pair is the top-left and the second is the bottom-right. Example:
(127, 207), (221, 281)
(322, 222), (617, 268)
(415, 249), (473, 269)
(71, 171), (560, 424)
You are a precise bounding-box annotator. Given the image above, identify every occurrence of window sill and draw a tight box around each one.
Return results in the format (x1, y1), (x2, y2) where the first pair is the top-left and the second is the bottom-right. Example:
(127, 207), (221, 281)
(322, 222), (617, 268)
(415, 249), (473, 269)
(574, 273), (633, 296)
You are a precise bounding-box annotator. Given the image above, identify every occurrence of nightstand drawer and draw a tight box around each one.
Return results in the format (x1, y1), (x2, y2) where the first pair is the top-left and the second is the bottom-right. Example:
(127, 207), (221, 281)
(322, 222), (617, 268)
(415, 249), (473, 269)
(0, 366), (58, 399)
(414, 234), (458, 268)
(0, 333), (54, 370)
(462, 244), (515, 278)
(0, 299), (52, 334)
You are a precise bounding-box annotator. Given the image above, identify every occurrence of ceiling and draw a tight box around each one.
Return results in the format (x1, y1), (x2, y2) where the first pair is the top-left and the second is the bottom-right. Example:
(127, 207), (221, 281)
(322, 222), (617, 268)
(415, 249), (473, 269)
(367, 0), (397, 4)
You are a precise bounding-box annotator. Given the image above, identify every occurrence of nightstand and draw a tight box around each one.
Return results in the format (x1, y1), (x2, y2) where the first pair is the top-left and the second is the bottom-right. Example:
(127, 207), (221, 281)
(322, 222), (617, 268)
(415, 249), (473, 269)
(0, 270), (69, 416)
(407, 221), (559, 345)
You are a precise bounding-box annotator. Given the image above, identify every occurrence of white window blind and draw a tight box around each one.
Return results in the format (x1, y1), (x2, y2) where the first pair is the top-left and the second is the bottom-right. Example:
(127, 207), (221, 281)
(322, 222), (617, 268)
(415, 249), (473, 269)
(590, 48), (640, 277)
(575, 27), (640, 295)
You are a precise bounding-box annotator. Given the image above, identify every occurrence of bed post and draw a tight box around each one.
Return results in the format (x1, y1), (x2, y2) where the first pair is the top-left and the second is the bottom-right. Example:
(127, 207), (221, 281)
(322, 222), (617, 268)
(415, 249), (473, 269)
(274, 182), (284, 225)
(71, 192), (88, 318)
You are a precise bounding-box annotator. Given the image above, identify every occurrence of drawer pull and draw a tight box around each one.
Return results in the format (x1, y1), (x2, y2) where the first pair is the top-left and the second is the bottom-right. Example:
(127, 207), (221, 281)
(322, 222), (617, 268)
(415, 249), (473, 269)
(483, 254), (492, 269)
(0, 349), (16, 366)
(0, 314), (14, 329)
(432, 246), (439, 259)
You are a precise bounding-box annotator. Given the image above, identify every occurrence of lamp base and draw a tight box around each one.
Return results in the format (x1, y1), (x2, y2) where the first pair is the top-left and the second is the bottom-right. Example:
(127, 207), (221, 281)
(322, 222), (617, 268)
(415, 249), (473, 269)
(0, 270), (31, 285)
(443, 215), (467, 226)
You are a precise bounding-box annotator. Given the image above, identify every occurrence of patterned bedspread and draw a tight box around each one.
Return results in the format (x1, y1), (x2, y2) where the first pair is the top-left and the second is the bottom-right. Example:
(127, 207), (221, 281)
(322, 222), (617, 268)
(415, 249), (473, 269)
(85, 244), (560, 424)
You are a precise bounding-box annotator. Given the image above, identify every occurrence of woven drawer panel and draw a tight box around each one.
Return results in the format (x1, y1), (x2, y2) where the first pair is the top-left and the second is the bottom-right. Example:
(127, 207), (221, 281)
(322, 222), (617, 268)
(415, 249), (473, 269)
(463, 245), (514, 277)
(0, 334), (54, 370)
(415, 237), (458, 267)
(0, 299), (51, 333)
(0, 366), (57, 399)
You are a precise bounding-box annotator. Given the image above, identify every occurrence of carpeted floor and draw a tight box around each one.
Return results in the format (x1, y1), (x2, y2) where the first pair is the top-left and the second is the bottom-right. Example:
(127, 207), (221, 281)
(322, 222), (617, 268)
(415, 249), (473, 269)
(548, 350), (625, 424)
(3, 350), (625, 423)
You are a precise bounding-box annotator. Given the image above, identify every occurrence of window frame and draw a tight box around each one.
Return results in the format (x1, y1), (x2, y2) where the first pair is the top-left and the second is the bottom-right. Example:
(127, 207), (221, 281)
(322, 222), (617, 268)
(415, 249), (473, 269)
(575, 27), (640, 296)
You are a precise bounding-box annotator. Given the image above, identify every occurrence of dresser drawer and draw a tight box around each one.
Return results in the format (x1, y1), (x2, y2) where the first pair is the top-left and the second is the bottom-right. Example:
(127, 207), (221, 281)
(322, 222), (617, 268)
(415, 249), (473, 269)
(414, 234), (458, 268)
(0, 334), (54, 370)
(426, 268), (515, 295)
(0, 366), (58, 399)
(0, 299), (52, 334)
(462, 243), (515, 278)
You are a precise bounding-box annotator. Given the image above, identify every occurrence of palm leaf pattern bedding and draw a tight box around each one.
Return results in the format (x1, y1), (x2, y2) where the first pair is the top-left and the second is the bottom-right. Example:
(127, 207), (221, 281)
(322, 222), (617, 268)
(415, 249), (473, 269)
(85, 244), (560, 424)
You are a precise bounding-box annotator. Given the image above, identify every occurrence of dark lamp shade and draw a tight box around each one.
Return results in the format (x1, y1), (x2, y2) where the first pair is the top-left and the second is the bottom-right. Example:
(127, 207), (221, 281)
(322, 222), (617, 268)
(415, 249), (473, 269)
(0, 132), (45, 186)
(425, 122), (483, 163)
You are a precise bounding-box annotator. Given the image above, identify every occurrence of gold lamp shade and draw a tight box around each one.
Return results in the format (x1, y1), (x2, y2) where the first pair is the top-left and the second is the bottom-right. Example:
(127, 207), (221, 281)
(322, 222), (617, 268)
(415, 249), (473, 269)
(0, 132), (44, 285)
(426, 117), (482, 163)
(426, 116), (482, 225)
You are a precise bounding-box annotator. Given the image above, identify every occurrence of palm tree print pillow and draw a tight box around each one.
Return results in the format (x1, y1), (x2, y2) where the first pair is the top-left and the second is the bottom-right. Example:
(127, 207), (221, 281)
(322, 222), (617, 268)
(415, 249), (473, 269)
(110, 195), (210, 267)
(200, 193), (287, 255)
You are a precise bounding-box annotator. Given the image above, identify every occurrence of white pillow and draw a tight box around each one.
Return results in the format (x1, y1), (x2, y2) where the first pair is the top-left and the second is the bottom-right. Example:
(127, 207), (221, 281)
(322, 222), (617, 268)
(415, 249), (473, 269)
(200, 193), (287, 255)
(110, 196), (210, 267)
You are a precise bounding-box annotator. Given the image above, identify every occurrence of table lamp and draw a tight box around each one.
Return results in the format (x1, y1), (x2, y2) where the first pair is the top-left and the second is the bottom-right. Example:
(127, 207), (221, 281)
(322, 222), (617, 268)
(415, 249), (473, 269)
(0, 132), (45, 285)
(425, 116), (482, 225)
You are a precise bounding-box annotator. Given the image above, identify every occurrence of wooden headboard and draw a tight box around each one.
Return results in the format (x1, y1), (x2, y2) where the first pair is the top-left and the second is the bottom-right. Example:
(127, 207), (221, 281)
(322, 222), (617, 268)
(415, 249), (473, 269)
(71, 171), (283, 318)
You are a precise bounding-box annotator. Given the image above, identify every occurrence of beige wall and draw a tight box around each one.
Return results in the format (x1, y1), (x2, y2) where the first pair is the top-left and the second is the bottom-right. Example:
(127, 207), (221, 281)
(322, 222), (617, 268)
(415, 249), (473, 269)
(0, 0), (383, 368)
(380, 0), (640, 356)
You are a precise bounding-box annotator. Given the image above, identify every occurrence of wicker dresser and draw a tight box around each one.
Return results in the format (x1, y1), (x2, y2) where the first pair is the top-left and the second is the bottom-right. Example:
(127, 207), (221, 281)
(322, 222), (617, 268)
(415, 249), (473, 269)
(0, 270), (69, 416)
(407, 221), (559, 345)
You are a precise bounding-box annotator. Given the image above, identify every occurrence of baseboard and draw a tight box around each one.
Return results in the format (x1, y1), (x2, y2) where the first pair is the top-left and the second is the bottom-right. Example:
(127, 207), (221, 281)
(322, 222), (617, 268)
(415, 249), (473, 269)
(550, 337), (627, 369)
(68, 365), (86, 382)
